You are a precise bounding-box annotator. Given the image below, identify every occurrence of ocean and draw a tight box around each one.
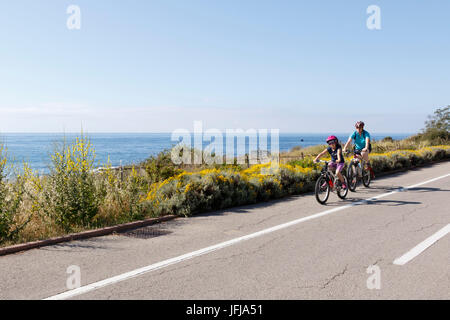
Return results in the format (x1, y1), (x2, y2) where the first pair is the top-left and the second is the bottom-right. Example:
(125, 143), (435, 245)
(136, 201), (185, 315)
(1, 132), (411, 173)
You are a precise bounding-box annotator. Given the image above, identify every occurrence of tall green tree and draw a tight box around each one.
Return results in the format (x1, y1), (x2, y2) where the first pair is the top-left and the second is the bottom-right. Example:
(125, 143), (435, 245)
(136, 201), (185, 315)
(424, 105), (449, 132)
(419, 106), (450, 143)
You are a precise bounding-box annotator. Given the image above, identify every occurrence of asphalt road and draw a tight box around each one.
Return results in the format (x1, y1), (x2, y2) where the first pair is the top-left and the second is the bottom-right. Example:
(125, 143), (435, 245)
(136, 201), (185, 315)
(0, 162), (449, 300)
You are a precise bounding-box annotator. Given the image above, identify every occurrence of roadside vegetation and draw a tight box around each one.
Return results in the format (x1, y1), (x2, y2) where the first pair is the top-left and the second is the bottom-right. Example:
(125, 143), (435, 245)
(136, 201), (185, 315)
(0, 106), (449, 247)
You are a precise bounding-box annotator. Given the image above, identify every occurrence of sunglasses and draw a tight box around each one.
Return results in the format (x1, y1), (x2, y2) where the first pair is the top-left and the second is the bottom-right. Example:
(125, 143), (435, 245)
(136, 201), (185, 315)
(328, 141), (336, 145)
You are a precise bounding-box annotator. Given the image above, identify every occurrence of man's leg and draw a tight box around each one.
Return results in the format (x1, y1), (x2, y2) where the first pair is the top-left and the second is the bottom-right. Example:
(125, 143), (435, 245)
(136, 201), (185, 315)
(354, 151), (364, 177)
(361, 150), (370, 166)
(362, 150), (375, 177)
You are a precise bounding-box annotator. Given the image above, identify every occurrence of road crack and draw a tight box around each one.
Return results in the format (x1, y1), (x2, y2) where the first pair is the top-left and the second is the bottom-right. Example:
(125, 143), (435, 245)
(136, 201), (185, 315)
(320, 265), (348, 289)
(410, 223), (445, 233)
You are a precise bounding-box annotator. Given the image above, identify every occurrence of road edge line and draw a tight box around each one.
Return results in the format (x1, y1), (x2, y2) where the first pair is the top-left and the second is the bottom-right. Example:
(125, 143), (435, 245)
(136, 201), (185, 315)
(393, 224), (450, 266)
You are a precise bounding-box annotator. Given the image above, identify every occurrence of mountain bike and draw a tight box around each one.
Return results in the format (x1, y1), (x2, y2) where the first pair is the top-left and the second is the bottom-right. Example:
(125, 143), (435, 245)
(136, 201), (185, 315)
(346, 150), (374, 192)
(314, 160), (349, 205)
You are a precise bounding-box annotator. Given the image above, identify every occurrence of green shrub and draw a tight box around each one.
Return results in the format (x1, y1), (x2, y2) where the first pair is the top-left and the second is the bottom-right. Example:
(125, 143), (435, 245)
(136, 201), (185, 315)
(381, 136), (394, 142)
(0, 146), (30, 243)
(288, 157), (320, 169)
(144, 149), (183, 183)
(38, 135), (103, 231)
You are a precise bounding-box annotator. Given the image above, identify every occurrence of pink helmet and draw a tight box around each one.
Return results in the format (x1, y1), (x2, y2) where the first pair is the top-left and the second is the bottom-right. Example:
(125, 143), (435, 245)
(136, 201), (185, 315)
(326, 135), (338, 144)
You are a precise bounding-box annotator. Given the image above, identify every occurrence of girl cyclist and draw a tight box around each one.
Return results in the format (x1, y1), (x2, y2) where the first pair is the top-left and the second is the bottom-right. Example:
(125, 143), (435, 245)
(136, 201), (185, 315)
(314, 135), (347, 190)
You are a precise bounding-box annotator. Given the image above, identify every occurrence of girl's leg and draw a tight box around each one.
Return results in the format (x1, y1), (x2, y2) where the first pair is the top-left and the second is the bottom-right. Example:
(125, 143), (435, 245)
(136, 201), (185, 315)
(336, 170), (345, 183)
(336, 164), (345, 183)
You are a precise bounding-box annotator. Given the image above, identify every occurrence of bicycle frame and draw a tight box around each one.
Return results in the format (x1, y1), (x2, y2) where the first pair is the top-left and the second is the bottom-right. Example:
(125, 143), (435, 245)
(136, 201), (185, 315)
(351, 152), (366, 166)
(318, 161), (337, 189)
(346, 150), (373, 191)
(350, 150), (374, 177)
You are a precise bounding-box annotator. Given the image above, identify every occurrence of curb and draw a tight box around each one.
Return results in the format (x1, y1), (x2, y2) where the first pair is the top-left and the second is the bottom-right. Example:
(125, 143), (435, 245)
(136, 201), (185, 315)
(0, 215), (177, 257)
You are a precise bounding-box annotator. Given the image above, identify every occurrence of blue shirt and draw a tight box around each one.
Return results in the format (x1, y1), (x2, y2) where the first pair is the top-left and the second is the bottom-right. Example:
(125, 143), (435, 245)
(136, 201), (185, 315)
(349, 130), (370, 150)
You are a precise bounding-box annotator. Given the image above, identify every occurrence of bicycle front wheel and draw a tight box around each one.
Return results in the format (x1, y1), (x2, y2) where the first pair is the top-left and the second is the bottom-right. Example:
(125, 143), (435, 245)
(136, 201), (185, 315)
(347, 164), (357, 192)
(315, 176), (330, 205)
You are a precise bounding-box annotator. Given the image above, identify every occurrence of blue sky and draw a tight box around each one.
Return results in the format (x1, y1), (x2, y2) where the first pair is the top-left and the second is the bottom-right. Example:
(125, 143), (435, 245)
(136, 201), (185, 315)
(0, 0), (449, 133)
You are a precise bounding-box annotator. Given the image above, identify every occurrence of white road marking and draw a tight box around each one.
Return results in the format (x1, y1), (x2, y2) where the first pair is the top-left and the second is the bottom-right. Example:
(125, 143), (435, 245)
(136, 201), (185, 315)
(44, 172), (450, 300)
(393, 224), (450, 266)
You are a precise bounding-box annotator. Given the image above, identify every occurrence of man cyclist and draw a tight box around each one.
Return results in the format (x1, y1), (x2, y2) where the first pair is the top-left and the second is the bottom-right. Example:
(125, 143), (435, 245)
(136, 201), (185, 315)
(343, 121), (373, 175)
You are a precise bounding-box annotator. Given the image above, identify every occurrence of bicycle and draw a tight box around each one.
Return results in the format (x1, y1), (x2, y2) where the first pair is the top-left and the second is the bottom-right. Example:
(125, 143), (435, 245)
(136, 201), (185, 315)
(314, 160), (349, 205)
(345, 150), (374, 192)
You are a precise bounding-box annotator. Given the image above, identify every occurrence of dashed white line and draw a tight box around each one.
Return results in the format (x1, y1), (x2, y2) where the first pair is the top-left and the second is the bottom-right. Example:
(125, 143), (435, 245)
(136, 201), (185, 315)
(44, 172), (450, 300)
(393, 224), (450, 266)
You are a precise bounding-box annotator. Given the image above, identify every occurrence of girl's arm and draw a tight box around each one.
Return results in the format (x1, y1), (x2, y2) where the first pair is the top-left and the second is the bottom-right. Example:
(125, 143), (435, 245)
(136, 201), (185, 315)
(337, 148), (343, 163)
(314, 149), (328, 163)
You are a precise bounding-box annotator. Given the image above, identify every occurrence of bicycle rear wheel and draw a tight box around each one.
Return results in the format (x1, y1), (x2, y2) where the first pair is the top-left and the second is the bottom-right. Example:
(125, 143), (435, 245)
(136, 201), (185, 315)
(362, 167), (371, 187)
(315, 176), (330, 205)
(337, 175), (349, 199)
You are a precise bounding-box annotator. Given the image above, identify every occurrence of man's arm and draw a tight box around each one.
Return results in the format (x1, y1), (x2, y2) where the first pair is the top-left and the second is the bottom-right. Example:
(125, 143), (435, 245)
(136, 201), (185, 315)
(362, 132), (370, 152)
(363, 137), (370, 151)
(343, 137), (352, 152)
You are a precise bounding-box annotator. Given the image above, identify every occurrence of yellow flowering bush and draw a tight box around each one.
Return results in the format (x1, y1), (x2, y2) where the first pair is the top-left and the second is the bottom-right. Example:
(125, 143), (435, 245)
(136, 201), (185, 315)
(369, 146), (450, 173)
(142, 162), (320, 217)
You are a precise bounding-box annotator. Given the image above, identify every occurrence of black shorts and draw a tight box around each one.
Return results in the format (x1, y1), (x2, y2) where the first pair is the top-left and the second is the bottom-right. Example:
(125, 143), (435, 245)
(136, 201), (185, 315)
(355, 148), (371, 155)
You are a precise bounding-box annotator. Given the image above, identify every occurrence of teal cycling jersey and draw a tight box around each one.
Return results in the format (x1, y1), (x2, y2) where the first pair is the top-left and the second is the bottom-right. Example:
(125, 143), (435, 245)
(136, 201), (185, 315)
(349, 130), (370, 150)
